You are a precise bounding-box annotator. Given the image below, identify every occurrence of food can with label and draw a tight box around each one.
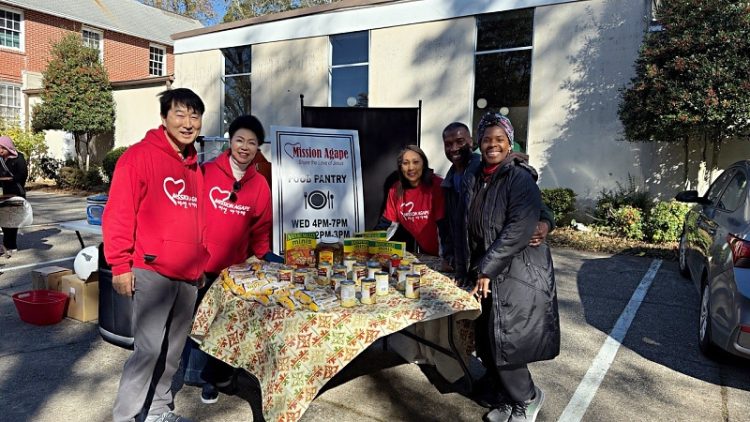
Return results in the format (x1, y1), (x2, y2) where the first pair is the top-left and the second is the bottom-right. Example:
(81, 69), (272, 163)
(293, 269), (308, 285)
(405, 273), (421, 299)
(331, 274), (346, 297)
(340, 280), (357, 307)
(367, 261), (381, 279)
(332, 264), (348, 278)
(412, 262), (428, 276)
(317, 263), (332, 286)
(352, 263), (367, 287)
(343, 256), (357, 277)
(374, 271), (389, 296)
(389, 254), (402, 275)
(400, 257), (413, 271)
(278, 266), (293, 283)
(360, 277), (377, 304)
(396, 265), (411, 291)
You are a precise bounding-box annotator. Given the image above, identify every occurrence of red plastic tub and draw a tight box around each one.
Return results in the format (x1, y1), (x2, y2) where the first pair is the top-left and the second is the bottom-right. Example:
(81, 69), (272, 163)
(12, 290), (68, 325)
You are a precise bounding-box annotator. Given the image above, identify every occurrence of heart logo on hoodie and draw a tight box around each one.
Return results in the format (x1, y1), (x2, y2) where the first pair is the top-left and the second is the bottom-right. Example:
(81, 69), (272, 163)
(400, 201), (415, 214)
(284, 142), (300, 159)
(163, 177), (186, 206)
(209, 186), (232, 208)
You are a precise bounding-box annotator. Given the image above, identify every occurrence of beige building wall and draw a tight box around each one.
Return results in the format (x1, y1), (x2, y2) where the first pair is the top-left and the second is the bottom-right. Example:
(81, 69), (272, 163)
(111, 85), (165, 147)
(370, 18), (475, 177)
(174, 50), (224, 137)
(528, 0), (651, 200)
(252, 37), (330, 131)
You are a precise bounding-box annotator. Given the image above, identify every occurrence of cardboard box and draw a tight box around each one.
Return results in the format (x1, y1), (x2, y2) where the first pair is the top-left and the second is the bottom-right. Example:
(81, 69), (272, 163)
(31, 266), (73, 291)
(61, 273), (99, 322)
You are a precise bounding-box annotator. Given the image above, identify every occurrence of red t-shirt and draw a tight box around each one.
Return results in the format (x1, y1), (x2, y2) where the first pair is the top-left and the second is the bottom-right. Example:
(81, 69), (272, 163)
(383, 173), (445, 256)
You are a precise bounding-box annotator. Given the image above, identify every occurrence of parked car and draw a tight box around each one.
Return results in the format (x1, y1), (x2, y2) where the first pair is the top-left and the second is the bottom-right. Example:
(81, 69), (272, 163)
(676, 160), (750, 359)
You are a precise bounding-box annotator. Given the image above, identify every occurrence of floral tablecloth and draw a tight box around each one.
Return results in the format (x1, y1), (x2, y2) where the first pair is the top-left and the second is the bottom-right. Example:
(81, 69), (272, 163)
(191, 261), (480, 422)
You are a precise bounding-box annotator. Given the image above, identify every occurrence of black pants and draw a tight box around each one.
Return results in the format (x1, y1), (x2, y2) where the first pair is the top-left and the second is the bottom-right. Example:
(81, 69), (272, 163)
(2, 227), (18, 249)
(475, 294), (535, 403)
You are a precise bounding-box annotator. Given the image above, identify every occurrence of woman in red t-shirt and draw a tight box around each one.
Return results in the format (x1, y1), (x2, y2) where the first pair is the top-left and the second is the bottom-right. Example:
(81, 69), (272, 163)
(375, 145), (447, 257)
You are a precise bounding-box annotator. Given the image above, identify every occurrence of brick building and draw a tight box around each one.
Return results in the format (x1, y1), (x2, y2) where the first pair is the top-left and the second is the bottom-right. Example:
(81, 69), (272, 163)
(0, 0), (202, 158)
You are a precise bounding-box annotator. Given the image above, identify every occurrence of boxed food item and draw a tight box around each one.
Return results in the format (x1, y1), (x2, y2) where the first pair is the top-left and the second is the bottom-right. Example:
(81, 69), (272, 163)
(343, 237), (371, 262)
(31, 266), (74, 291)
(354, 230), (388, 239)
(284, 232), (317, 268)
(368, 240), (406, 268)
(61, 273), (99, 322)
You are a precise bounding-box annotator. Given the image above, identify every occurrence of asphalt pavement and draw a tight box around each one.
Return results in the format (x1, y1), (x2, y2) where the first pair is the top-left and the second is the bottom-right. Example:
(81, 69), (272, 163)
(0, 191), (748, 422)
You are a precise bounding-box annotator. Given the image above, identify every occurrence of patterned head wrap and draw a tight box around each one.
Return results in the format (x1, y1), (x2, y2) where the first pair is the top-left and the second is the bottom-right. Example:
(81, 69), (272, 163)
(477, 111), (515, 149)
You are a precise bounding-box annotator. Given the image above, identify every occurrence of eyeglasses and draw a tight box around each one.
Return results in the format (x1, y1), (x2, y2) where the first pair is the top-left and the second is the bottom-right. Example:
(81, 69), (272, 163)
(229, 181), (241, 203)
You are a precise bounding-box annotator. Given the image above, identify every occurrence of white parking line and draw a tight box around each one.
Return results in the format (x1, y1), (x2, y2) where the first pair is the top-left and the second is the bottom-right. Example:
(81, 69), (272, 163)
(1, 257), (75, 272)
(557, 259), (663, 422)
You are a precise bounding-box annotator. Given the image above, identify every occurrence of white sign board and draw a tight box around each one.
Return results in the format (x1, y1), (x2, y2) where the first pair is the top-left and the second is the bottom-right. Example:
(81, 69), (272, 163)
(270, 126), (365, 252)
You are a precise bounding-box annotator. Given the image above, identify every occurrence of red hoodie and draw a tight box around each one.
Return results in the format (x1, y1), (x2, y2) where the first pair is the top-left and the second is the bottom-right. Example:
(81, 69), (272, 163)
(102, 127), (208, 281)
(202, 150), (272, 273)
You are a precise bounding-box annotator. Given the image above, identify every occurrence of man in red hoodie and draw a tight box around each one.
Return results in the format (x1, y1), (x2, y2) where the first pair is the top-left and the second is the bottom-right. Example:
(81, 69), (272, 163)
(104, 88), (207, 422)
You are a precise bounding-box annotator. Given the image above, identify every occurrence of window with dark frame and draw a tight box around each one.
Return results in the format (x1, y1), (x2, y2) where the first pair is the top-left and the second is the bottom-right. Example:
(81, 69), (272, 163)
(330, 31), (369, 107)
(473, 9), (534, 152)
(0, 83), (21, 123)
(221, 45), (251, 132)
(149, 45), (166, 76)
(0, 8), (21, 50)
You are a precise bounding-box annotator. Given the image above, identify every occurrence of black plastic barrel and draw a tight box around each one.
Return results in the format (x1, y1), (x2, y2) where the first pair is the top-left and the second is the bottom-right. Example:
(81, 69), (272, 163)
(97, 243), (134, 349)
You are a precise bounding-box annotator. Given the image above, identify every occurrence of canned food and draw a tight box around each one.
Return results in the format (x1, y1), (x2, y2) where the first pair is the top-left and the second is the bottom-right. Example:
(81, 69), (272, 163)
(278, 267), (293, 283)
(343, 257), (357, 276)
(340, 280), (357, 307)
(367, 261), (381, 279)
(405, 273), (421, 299)
(293, 269), (308, 285)
(332, 264), (348, 278)
(360, 277), (377, 304)
(396, 265), (411, 291)
(400, 258), (413, 271)
(352, 263), (367, 287)
(330, 274), (346, 297)
(374, 271), (389, 296)
(389, 254), (402, 275)
(412, 263), (428, 276)
(317, 263), (332, 286)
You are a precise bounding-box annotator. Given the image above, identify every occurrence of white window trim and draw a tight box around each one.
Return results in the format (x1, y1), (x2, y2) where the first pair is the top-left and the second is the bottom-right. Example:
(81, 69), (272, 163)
(0, 6), (24, 53)
(149, 43), (167, 76)
(328, 31), (370, 107)
(0, 82), (23, 124)
(82, 26), (104, 60)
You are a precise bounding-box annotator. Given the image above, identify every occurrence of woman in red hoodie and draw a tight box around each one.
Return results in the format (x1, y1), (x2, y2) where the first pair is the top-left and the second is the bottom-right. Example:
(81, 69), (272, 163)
(179, 115), (278, 404)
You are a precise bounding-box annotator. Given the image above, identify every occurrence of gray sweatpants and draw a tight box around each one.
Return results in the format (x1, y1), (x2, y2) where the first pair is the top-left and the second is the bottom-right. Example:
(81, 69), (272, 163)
(112, 268), (198, 422)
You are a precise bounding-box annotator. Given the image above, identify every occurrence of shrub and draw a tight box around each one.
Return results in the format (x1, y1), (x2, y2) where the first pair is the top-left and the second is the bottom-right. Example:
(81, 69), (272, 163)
(102, 146), (127, 183)
(541, 188), (577, 224)
(59, 166), (85, 189)
(39, 156), (64, 183)
(595, 175), (651, 226)
(610, 205), (644, 240)
(646, 200), (691, 243)
(84, 166), (104, 188)
(0, 121), (48, 180)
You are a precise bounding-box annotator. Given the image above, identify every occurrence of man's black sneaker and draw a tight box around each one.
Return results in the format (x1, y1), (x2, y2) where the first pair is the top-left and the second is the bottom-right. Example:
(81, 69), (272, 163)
(509, 386), (545, 422)
(200, 384), (219, 404)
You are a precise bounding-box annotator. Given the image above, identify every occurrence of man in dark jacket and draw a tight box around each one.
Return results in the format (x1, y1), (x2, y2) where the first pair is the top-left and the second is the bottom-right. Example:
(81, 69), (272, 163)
(440, 122), (554, 274)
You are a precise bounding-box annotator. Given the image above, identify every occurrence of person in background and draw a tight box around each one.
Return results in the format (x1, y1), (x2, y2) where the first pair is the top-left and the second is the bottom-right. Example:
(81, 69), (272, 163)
(0, 135), (28, 257)
(104, 88), (207, 422)
(180, 114), (280, 404)
(374, 144), (448, 257)
(458, 112), (560, 422)
(441, 122), (555, 275)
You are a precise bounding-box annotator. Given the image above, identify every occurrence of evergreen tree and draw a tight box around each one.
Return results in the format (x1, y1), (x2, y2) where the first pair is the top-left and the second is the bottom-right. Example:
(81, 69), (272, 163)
(618, 0), (750, 180)
(32, 34), (115, 170)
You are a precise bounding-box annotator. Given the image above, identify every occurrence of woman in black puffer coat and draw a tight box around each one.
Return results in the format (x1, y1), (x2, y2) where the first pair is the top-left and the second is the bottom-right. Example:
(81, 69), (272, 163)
(0, 135), (28, 256)
(457, 112), (560, 422)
